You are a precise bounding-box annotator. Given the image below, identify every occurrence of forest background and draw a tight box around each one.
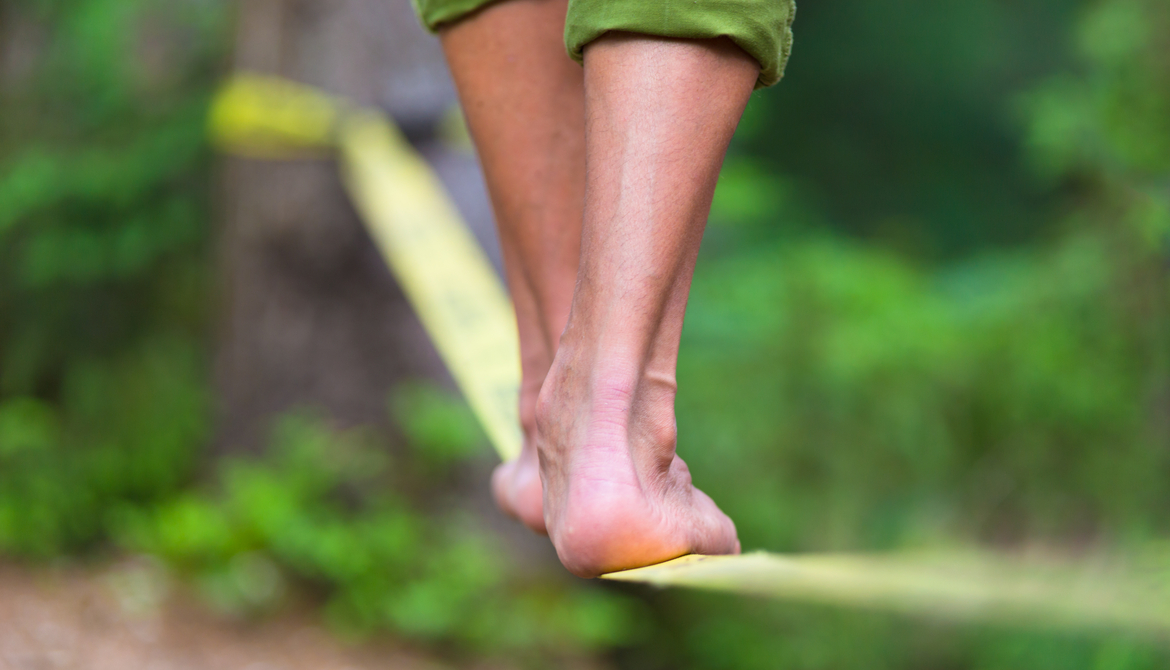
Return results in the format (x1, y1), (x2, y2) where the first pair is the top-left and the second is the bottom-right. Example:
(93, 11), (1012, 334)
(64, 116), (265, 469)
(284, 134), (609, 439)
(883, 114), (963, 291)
(1, 0), (1168, 667)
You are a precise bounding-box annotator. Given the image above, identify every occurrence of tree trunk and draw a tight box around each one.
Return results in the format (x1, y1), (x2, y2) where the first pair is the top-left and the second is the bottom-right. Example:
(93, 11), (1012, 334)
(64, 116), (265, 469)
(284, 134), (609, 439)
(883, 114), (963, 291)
(214, 0), (500, 452)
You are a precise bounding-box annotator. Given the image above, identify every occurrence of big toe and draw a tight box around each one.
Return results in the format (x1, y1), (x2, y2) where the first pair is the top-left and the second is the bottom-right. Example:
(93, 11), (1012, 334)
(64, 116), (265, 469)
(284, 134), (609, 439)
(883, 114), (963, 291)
(491, 459), (547, 534)
(684, 488), (740, 557)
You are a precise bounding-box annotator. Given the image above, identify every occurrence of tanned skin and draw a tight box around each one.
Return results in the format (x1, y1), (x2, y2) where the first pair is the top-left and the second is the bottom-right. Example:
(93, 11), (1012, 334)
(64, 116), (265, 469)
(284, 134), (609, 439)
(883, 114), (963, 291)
(440, 0), (758, 577)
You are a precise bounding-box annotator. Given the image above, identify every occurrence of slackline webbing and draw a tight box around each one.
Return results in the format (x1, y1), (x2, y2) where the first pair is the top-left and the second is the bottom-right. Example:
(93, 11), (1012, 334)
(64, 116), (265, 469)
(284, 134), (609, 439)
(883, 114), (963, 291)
(209, 74), (1170, 634)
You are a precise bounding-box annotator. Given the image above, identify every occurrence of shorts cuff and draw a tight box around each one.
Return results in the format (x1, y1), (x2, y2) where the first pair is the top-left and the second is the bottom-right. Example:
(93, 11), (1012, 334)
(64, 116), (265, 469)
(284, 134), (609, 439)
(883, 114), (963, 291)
(413, 0), (502, 31)
(564, 0), (795, 88)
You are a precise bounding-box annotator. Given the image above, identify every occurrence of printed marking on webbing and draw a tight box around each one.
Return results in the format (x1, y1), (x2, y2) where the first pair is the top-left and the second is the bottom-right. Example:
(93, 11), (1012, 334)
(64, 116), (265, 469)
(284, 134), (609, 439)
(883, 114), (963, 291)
(338, 115), (522, 461)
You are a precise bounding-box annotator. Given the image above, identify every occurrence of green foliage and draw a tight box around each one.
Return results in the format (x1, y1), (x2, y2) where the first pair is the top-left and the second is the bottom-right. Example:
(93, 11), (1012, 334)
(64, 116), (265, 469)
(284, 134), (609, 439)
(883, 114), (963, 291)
(1024, 0), (1170, 181)
(392, 381), (486, 469)
(683, 232), (1164, 552)
(738, 0), (1079, 257)
(0, 0), (223, 557)
(0, 0), (223, 398)
(643, 0), (1170, 666)
(0, 338), (207, 556)
(114, 410), (642, 659)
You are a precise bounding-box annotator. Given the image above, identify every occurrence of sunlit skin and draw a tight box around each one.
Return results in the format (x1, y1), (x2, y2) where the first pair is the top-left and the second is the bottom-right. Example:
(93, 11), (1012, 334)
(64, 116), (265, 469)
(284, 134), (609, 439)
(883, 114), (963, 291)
(440, 0), (757, 577)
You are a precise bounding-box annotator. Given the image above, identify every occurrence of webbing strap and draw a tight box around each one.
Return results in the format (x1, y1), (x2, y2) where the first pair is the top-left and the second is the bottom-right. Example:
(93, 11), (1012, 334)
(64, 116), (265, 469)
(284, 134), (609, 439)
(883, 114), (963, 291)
(209, 74), (1170, 633)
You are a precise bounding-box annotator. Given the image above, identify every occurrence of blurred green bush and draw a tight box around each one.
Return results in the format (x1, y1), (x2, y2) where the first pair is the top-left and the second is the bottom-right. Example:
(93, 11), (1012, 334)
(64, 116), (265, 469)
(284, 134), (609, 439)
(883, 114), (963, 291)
(1, 0), (1168, 667)
(653, 0), (1170, 666)
(0, 0), (224, 554)
(114, 407), (642, 658)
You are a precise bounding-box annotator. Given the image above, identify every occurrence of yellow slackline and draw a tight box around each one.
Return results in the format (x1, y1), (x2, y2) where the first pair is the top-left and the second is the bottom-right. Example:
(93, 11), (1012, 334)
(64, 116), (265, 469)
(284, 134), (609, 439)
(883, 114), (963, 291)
(209, 74), (1170, 634)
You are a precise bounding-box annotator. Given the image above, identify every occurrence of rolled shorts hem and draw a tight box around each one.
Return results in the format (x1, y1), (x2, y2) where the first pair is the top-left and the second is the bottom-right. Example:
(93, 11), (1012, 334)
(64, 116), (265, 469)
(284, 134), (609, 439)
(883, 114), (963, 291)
(413, 0), (503, 33)
(414, 0), (795, 89)
(564, 0), (794, 88)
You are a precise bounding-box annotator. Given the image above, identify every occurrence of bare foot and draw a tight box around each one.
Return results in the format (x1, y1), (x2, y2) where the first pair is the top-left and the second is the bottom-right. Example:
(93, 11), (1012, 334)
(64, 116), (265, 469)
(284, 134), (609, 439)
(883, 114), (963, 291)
(535, 352), (739, 578)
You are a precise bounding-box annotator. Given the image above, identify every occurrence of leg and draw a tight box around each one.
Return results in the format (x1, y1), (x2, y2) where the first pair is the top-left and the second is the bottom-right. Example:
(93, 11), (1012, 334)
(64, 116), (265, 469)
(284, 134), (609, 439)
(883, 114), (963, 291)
(537, 34), (758, 577)
(439, 0), (585, 533)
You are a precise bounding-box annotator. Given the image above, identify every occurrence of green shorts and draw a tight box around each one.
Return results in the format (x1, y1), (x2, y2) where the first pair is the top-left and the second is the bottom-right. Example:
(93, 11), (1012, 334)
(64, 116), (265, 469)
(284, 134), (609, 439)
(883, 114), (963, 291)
(413, 0), (795, 88)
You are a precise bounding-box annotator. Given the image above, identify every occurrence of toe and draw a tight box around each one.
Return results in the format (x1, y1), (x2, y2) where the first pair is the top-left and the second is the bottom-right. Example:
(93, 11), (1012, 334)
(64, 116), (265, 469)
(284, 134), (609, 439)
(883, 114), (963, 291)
(685, 488), (740, 556)
(491, 458), (547, 534)
(491, 460), (518, 515)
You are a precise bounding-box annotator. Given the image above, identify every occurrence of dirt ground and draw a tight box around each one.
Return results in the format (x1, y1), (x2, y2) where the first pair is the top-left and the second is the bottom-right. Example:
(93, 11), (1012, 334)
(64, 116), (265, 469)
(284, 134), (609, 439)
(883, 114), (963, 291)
(0, 561), (527, 670)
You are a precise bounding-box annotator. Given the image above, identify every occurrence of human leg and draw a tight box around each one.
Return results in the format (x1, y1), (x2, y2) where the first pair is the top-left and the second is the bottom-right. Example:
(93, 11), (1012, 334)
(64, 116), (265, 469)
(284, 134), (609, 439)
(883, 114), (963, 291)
(439, 0), (585, 533)
(535, 33), (758, 577)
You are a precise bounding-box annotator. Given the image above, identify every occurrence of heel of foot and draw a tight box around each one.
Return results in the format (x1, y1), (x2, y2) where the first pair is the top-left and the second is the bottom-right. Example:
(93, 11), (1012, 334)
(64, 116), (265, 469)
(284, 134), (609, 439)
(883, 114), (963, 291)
(549, 481), (690, 577)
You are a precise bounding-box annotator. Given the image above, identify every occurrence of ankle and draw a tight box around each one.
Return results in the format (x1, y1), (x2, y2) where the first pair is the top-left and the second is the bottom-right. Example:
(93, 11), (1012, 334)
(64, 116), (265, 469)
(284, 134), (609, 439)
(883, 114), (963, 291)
(535, 349), (679, 466)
